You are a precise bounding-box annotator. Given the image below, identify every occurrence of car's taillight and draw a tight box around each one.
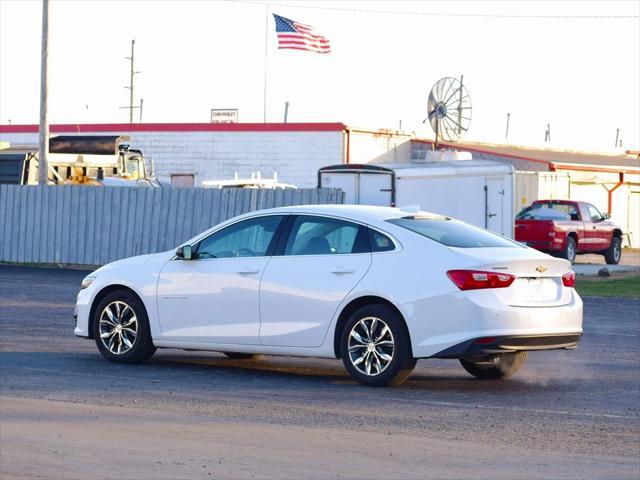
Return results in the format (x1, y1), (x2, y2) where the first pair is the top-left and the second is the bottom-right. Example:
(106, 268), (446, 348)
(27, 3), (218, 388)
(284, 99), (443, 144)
(562, 271), (576, 288)
(447, 270), (516, 291)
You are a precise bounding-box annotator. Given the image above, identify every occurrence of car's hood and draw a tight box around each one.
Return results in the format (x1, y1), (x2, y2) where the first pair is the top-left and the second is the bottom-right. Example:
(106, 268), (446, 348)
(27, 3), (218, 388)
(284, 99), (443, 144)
(92, 251), (171, 275)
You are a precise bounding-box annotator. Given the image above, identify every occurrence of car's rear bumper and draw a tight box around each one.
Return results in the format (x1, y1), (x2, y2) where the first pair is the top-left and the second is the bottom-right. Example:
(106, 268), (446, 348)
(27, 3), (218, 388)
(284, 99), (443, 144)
(519, 240), (562, 251)
(431, 333), (581, 360)
(402, 289), (583, 358)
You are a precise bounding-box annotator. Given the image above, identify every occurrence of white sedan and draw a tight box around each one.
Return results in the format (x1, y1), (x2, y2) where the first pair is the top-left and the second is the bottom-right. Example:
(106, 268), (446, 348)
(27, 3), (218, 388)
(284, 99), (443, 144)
(75, 205), (583, 387)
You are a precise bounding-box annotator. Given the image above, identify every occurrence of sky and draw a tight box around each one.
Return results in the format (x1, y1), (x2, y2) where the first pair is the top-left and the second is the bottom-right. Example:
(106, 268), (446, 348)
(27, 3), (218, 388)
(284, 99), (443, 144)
(0, 0), (638, 152)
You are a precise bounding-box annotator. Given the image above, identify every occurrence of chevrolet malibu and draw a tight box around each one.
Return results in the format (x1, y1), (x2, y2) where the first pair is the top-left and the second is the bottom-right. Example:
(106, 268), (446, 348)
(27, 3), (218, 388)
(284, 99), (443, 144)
(75, 205), (583, 387)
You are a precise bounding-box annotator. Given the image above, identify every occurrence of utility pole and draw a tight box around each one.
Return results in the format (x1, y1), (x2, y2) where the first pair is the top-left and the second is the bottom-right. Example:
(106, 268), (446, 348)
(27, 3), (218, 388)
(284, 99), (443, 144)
(127, 39), (135, 123)
(615, 128), (620, 148)
(121, 39), (140, 123)
(505, 113), (510, 141)
(283, 101), (289, 123)
(139, 98), (144, 123)
(544, 123), (551, 142)
(38, 0), (50, 185)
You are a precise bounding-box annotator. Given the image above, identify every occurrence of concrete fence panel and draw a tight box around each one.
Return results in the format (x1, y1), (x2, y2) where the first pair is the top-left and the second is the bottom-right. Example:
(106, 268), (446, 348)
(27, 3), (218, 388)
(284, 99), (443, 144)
(0, 185), (344, 266)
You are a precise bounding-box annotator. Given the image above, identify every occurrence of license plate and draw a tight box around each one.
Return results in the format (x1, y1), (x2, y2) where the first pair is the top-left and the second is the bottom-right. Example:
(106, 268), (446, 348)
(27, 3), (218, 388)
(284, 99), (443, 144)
(516, 278), (558, 303)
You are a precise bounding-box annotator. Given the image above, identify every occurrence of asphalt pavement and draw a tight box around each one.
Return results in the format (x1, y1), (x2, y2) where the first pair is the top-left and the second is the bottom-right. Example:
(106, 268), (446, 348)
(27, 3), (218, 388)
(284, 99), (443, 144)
(1, 265), (639, 479)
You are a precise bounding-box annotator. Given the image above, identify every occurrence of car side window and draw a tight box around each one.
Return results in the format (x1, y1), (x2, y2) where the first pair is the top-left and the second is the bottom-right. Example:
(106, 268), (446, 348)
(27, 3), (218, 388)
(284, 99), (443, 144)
(284, 216), (369, 255)
(587, 205), (603, 222)
(195, 215), (283, 259)
(369, 229), (395, 252)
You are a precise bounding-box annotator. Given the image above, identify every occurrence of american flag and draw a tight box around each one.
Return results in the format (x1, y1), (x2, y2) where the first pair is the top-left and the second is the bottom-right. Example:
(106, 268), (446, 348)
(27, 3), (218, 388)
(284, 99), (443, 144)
(273, 14), (331, 54)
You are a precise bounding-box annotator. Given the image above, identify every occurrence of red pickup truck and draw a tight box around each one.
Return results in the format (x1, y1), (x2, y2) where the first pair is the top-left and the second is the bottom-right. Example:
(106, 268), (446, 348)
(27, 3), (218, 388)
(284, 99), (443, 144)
(515, 200), (623, 264)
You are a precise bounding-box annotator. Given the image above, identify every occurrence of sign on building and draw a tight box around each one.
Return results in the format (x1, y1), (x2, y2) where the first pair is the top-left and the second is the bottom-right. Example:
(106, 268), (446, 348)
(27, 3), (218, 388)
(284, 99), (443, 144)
(210, 109), (239, 124)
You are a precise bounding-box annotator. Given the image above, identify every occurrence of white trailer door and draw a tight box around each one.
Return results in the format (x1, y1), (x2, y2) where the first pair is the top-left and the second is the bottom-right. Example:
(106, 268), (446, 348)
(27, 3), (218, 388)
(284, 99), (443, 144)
(320, 172), (358, 204)
(485, 177), (507, 235)
(359, 173), (393, 206)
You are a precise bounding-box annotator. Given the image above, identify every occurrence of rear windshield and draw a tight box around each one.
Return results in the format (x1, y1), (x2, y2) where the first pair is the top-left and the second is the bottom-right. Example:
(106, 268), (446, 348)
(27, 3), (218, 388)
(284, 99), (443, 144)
(388, 217), (519, 248)
(516, 202), (578, 221)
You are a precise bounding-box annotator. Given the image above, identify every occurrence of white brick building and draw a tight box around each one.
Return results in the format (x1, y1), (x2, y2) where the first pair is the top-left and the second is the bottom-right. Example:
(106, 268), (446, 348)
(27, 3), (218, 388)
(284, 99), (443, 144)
(0, 123), (348, 188)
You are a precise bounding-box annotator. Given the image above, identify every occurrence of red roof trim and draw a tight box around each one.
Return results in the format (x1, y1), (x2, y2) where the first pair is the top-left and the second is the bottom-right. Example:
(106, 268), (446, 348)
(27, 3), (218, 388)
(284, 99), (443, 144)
(0, 122), (347, 134)
(550, 163), (639, 175)
(411, 139), (551, 166)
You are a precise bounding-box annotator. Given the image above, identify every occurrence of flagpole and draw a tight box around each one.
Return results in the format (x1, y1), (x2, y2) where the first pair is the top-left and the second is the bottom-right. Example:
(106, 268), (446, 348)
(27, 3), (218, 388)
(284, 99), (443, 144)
(263, 6), (268, 123)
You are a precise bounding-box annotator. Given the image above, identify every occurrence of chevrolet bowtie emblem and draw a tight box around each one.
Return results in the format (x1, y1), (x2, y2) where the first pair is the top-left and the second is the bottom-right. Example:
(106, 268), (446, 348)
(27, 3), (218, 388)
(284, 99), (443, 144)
(535, 265), (548, 273)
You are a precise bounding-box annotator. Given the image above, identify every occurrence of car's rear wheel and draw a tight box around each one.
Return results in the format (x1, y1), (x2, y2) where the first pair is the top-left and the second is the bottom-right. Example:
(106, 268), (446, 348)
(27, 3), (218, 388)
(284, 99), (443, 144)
(340, 304), (416, 387)
(92, 289), (156, 364)
(561, 237), (577, 263)
(603, 236), (622, 265)
(222, 352), (261, 360)
(459, 351), (528, 380)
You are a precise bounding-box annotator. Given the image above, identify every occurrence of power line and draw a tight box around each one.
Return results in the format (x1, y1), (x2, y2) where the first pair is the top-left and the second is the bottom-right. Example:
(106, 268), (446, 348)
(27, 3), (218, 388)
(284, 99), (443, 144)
(229, 0), (639, 19)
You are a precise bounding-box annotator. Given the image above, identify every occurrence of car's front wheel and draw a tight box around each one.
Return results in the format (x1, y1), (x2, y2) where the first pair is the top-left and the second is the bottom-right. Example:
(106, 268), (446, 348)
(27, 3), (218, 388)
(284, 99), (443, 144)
(603, 236), (622, 265)
(340, 304), (416, 387)
(460, 352), (528, 380)
(92, 289), (156, 364)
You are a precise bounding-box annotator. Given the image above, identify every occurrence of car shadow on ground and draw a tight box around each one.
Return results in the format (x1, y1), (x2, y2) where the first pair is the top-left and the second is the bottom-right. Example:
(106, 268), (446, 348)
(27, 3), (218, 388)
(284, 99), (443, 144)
(0, 349), (581, 398)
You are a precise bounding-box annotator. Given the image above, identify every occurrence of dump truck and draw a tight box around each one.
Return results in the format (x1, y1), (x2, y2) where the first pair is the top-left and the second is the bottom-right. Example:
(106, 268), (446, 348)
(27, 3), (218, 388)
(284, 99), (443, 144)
(0, 135), (161, 187)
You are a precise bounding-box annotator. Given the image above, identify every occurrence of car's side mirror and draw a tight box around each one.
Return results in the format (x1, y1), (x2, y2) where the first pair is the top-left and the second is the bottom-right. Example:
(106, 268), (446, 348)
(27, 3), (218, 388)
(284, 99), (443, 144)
(602, 212), (611, 220)
(175, 245), (193, 260)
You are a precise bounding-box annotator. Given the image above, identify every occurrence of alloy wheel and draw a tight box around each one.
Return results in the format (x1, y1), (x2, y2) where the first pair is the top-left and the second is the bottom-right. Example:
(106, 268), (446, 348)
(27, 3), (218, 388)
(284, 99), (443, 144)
(347, 316), (395, 376)
(99, 301), (138, 355)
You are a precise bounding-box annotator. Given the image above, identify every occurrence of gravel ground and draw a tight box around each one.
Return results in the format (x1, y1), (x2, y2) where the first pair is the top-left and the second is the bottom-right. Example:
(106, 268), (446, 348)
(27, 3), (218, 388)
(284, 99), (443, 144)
(1, 265), (639, 480)
(575, 249), (640, 266)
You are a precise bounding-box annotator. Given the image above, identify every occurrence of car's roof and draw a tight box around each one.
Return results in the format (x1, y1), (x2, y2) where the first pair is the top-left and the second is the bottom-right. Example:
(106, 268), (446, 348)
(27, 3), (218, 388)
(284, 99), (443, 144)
(253, 204), (437, 225)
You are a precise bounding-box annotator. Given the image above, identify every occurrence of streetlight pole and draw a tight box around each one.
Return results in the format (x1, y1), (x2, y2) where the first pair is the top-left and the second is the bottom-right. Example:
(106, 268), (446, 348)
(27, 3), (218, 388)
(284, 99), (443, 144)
(38, 0), (50, 185)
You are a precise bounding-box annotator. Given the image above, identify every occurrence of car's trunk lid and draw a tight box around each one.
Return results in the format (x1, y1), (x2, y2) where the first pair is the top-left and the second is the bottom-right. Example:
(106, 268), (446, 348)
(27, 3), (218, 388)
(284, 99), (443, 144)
(448, 246), (573, 307)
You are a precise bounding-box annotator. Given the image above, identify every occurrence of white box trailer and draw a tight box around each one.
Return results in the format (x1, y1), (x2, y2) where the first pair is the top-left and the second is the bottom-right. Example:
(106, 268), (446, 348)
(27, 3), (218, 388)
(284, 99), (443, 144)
(318, 160), (515, 237)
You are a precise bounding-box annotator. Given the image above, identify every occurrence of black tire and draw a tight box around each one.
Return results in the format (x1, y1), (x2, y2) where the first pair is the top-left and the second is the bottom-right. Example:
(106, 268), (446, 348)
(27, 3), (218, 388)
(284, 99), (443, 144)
(460, 352), (528, 380)
(561, 237), (577, 263)
(222, 352), (261, 360)
(92, 289), (156, 364)
(603, 236), (622, 265)
(340, 304), (416, 387)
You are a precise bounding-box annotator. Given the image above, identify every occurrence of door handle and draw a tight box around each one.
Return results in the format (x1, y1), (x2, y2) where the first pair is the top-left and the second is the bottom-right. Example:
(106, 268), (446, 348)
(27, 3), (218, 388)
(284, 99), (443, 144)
(330, 267), (355, 275)
(236, 268), (260, 275)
